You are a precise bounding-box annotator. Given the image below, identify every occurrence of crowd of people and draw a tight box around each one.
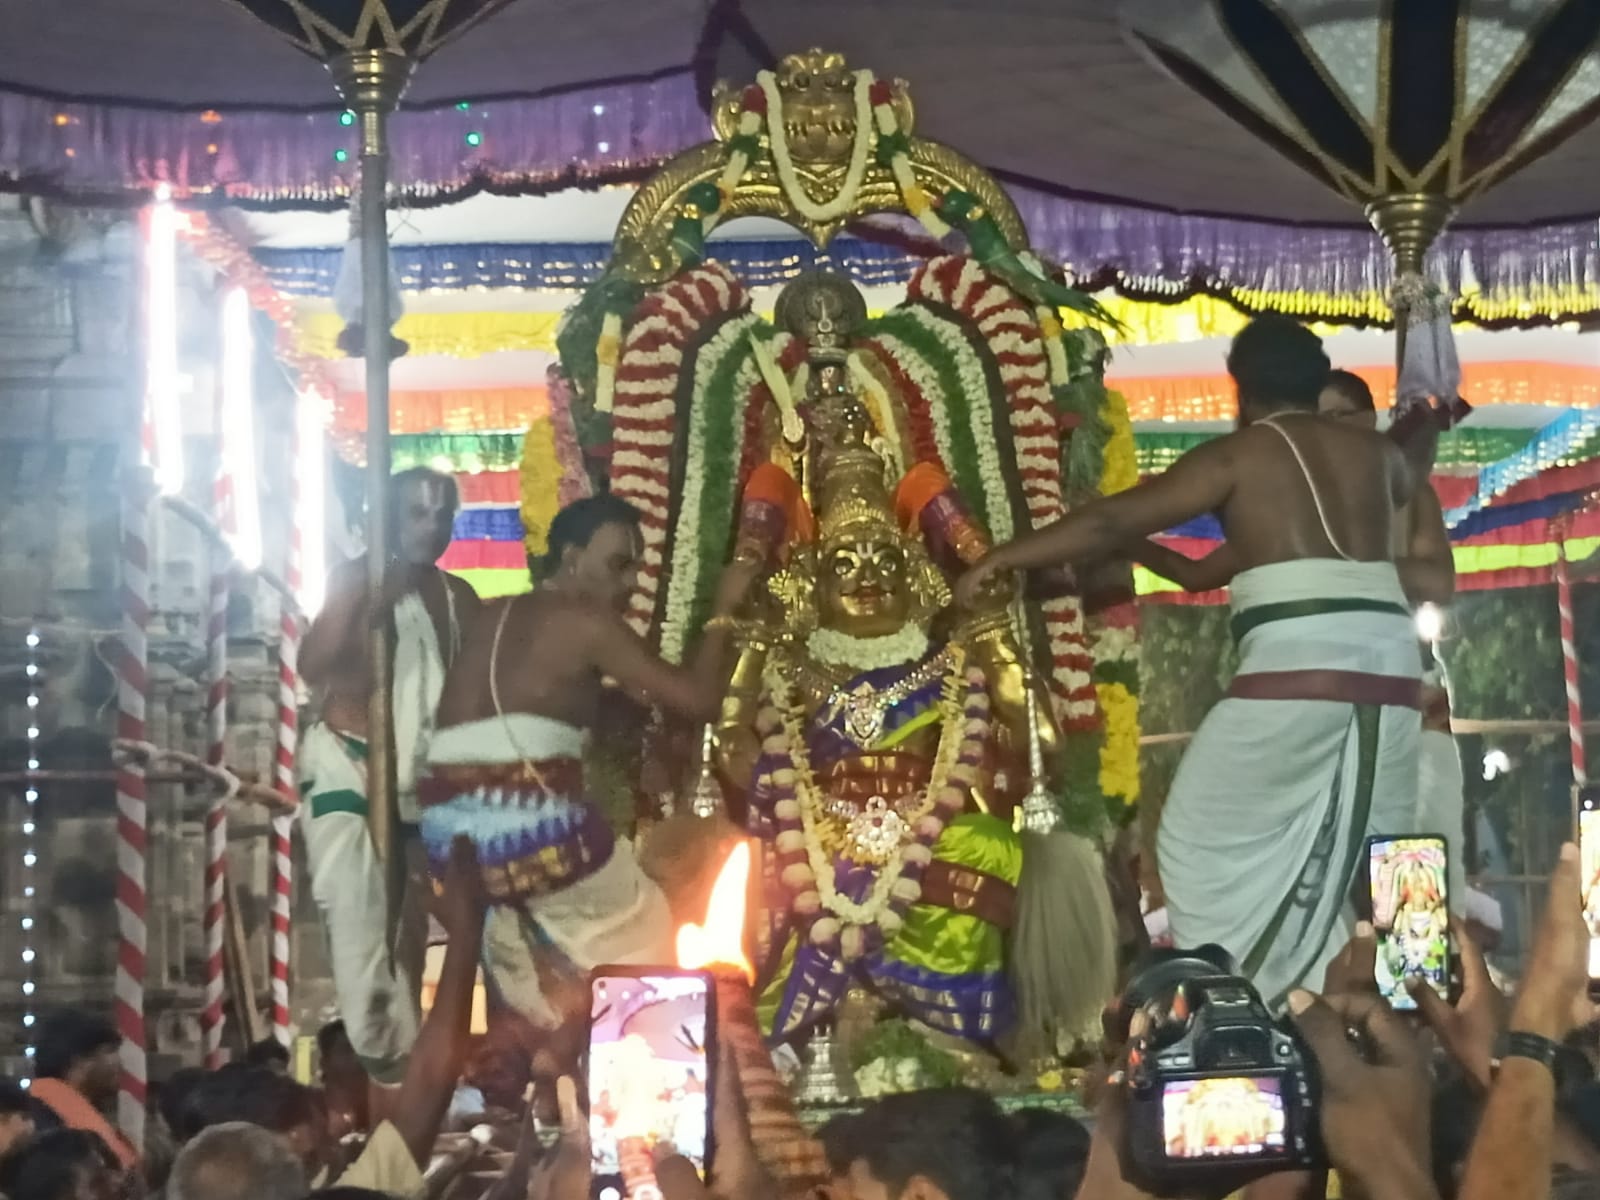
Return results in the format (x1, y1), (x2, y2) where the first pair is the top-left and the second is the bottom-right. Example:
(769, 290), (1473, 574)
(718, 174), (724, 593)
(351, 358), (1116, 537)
(1, 839), (1595, 1200)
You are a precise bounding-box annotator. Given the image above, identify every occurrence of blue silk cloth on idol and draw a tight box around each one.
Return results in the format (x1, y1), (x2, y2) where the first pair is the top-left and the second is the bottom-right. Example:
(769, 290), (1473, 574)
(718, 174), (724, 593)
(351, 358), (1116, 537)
(748, 651), (1020, 1043)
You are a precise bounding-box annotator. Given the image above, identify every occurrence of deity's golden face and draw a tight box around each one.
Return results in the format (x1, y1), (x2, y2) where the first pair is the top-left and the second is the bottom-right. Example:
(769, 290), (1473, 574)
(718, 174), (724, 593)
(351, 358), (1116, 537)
(817, 536), (913, 637)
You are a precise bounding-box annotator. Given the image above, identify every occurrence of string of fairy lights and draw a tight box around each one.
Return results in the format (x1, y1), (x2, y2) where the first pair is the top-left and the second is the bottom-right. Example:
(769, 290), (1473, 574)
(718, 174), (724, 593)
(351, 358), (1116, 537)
(20, 627), (41, 1086)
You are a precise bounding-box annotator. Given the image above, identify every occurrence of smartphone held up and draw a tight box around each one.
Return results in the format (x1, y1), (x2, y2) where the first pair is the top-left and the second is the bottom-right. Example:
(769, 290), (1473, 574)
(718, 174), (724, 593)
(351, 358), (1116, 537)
(1576, 787), (1600, 989)
(586, 967), (717, 1200)
(1367, 834), (1451, 1011)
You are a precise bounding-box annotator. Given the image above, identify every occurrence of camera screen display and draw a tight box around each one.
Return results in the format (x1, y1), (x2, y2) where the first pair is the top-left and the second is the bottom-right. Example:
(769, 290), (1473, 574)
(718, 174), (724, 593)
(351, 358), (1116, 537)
(1580, 792), (1600, 980)
(1160, 1076), (1288, 1160)
(1369, 835), (1449, 1011)
(588, 972), (712, 1185)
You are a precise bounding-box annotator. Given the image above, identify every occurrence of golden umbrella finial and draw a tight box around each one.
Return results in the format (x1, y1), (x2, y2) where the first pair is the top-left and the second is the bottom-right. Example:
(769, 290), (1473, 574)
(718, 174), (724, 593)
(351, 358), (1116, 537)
(1124, 0), (1600, 399)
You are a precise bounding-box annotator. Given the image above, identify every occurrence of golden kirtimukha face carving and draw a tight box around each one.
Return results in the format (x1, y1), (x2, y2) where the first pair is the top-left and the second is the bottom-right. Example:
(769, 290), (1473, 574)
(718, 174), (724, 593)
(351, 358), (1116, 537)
(817, 536), (913, 637)
(773, 49), (858, 163)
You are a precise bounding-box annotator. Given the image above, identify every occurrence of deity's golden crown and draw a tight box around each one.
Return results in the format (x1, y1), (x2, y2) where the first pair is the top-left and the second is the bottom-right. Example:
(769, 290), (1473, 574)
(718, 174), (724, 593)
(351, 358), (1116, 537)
(813, 397), (902, 547)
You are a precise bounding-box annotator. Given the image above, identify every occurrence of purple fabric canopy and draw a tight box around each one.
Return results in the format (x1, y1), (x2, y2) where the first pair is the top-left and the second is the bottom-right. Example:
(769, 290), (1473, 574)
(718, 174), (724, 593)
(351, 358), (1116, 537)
(4, 1), (1600, 307)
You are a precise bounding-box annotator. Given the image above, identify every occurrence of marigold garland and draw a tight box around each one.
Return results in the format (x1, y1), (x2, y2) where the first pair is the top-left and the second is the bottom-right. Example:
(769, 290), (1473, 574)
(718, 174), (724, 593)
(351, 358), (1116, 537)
(1090, 384), (1142, 818)
(518, 416), (562, 570)
(1099, 389), (1139, 498)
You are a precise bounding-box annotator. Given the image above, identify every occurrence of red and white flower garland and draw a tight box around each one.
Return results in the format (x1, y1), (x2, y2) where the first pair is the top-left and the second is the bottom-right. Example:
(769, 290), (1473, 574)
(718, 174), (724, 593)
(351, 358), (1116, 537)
(608, 263), (746, 637)
(908, 257), (1098, 725)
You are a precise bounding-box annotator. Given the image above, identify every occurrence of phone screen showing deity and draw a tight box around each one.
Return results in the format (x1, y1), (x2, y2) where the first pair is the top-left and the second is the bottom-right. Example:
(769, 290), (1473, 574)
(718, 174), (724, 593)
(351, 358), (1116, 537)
(1160, 1075), (1290, 1161)
(1577, 788), (1600, 988)
(586, 968), (715, 1200)
(1368, 835), (1449, 1011)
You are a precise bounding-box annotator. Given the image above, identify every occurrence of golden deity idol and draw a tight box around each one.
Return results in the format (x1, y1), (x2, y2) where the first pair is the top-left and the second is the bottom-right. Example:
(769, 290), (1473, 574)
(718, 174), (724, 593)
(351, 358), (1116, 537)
(713, 273), (1063, 1050)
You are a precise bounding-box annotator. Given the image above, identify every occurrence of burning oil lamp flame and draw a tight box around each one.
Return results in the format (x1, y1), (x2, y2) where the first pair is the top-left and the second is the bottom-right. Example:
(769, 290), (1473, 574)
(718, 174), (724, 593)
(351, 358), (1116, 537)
(674, 841), (756, 983)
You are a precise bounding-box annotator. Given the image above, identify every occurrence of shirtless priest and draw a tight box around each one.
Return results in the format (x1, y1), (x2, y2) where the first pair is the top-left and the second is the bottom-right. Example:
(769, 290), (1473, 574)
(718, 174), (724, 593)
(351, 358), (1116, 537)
(299, 466), (479, 1082)
(421, 493), (759, 1031)
(958, 315), (1423, 1009)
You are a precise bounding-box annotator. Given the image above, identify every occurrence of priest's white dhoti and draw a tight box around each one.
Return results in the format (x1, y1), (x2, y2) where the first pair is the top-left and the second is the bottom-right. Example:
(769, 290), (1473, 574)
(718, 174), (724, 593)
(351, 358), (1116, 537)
(1158, 559), (1422, 1008)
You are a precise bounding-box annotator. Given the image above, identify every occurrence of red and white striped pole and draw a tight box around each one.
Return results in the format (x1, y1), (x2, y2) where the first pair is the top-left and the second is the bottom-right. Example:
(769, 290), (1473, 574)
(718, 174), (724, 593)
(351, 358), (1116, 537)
(271, 632), (297, 1047)
(114, 473), (151, 1148)
(116, 185), (182, 1150)
(1556, 528), (1587, 786)
(201, 546), (231, 1066)
(268, 390), (312, 1047)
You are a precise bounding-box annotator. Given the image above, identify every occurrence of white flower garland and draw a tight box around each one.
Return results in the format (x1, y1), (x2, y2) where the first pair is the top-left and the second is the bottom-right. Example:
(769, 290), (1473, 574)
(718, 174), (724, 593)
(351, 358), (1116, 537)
(705, 106), (764, 236)
(748, 326), (806, 443)
(867, 86), (951, 240)
(847, 350), (905, 478)
(890, 307), (1014, 544)
(805, 623), (930, 671)
(659, 312), (764, 663)
(759, 69), (875, 224)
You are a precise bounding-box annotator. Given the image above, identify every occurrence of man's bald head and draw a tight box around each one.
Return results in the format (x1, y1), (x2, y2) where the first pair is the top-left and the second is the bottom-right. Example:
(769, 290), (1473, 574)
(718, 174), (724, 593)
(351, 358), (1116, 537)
(169, 1122), (307, 1200)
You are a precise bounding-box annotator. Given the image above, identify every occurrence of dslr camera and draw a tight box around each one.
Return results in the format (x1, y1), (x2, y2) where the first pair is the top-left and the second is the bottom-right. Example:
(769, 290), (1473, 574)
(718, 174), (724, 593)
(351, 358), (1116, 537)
(1120, 945), (1320, 1187)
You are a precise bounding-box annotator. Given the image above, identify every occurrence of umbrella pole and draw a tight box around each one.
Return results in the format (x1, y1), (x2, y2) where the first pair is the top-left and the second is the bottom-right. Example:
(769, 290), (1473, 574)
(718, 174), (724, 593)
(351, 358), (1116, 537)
(1365, 192), (1454, 379)
(330, 49), (414, 939)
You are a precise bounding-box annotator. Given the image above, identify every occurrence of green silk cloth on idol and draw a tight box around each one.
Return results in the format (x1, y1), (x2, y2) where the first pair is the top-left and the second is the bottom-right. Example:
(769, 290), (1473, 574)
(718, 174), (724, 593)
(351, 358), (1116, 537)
(755, 813), (1022, 1034)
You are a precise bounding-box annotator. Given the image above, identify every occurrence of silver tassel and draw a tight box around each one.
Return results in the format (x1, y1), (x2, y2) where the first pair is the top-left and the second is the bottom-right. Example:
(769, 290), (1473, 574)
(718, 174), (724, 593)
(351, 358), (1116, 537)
(1018, 671), (1060, 834)
(689, 723), (723, 819)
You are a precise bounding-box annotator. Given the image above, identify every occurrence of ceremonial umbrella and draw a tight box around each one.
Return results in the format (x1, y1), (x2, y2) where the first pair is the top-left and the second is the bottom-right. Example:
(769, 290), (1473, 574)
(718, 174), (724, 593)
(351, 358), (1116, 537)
(223, 0), (524, 919)
(1121, 0), (1600, 403)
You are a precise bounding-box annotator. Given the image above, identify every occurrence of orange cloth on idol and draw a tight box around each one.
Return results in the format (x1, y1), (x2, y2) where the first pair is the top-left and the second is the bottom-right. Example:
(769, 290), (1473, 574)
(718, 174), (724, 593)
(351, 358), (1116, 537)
(894, 461), (954, 529)
(743, 462), (815, 545)
(28, 1078), (139, 1170)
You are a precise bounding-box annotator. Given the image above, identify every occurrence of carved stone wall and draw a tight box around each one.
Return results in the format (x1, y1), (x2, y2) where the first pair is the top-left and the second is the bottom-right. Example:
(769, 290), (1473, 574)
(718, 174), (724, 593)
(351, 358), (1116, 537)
(0, 196), (331, 1080)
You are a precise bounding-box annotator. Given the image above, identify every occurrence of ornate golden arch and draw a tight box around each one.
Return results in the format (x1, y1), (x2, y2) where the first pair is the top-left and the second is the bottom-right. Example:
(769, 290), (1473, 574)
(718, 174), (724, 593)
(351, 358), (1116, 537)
(609, 48), (1029, 283)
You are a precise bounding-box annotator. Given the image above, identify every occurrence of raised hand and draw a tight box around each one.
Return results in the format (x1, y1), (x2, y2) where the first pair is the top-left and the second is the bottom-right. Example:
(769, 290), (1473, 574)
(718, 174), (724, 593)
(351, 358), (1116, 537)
(527, 1076), (589, 1200)
(1407, 917), (1505, 1091)
(1510, 842), (1597, 1041)
(432, 835), (487, 944)
(1287, 989), (1436, 1200)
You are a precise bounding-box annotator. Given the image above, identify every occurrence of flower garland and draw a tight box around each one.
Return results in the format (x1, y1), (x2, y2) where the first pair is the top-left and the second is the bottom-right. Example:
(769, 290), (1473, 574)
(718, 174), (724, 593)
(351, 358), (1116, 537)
(757, 69), (876, 224)
(867, 83), (951, 239)
(895, 258), (1098, 726)
(659, 311), (766, 663)
(518, 416), (562, 566)
(760, 657), (990, 958)
(846, 351), (907, 478)
(1090, 386), (1142, 816)
(805, 624), (931, 671)
(175, 212), (336, 401)
(748, 324), (806, 443)
(866, 308), (1011, 544)
(608, 263), (746, 637)
(516, 366), (593, 572)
